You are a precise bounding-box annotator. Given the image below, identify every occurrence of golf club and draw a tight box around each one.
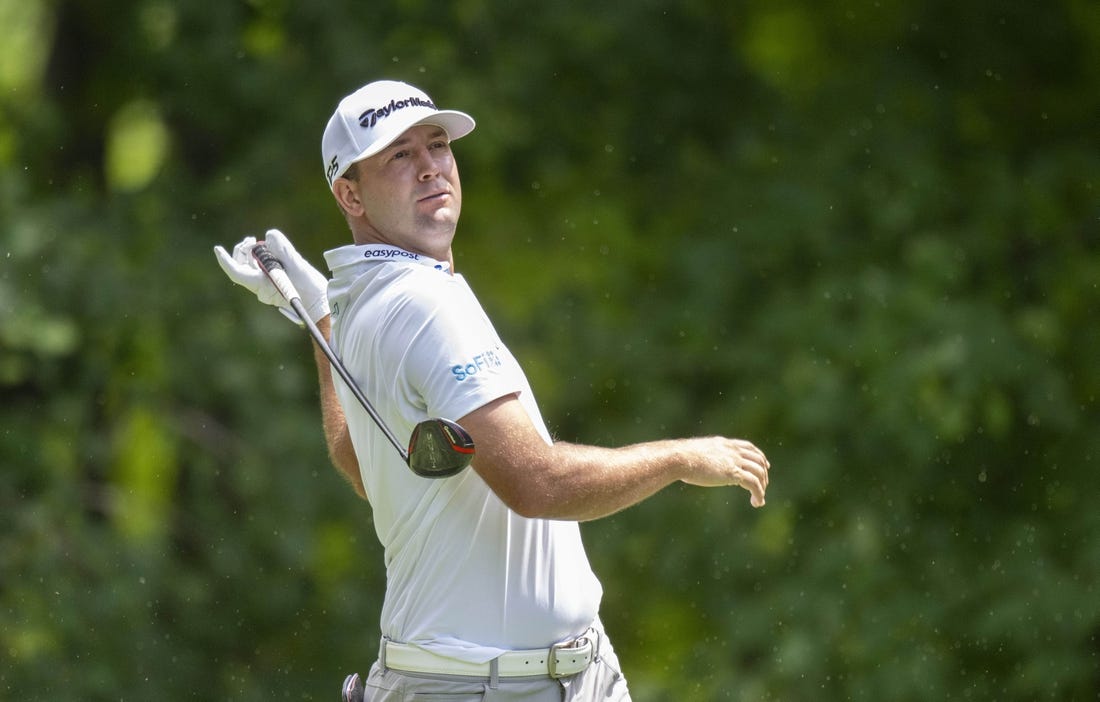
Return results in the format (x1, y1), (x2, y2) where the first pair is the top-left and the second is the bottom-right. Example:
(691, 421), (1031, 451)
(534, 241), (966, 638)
(250, 242), (475, 478)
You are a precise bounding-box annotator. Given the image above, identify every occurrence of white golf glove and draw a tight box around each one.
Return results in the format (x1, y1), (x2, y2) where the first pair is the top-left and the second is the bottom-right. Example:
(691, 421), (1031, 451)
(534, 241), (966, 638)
(214, 228), (330, 325)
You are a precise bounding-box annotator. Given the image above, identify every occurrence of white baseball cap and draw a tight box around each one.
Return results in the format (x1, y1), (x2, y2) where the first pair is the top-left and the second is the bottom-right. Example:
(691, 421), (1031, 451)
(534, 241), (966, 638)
(321, 80), (475, 187)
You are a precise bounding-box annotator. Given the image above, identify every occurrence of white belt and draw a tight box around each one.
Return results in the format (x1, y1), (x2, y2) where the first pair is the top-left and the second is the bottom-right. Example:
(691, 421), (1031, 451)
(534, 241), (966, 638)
(381, 634), (595, 679)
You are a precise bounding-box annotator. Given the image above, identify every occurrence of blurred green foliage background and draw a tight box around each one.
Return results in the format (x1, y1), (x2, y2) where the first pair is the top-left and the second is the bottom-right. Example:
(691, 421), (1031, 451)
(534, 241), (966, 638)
(1, 0), (1097, 699)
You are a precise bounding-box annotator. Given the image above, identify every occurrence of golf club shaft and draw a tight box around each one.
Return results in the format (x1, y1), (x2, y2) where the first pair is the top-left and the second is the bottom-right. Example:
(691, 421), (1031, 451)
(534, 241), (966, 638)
(252, 245), (410, 463)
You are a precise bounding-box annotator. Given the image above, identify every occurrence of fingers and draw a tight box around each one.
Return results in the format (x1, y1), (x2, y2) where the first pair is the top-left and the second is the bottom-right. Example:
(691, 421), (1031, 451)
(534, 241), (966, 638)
(736, 459), (768, 508)
(730, 439), (770, 508)
(261, 230), (331, 324)
(732, 438), (770, 470)
(213, 245), (233, 273)
(232, 236), (258, 264)
(215, 237), (285, 307)
(214, 243), (259, 287)
(263, 228), (292, 254)
(742, 469), (766, 508)
(264, 229), (305, 268)
(680, 436), (771, 508)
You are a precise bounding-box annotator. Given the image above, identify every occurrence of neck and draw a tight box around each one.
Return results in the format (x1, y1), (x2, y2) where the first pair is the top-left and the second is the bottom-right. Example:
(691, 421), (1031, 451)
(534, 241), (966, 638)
(349, 220), (454, 262)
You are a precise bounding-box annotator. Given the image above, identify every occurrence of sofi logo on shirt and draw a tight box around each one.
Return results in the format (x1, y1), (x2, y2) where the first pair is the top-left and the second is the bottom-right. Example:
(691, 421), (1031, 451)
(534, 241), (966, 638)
(451, 348), (504, 381)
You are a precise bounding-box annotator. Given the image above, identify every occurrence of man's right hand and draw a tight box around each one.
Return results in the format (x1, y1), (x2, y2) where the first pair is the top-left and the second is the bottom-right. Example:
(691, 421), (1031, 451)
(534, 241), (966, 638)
(214, 229), (330, 324)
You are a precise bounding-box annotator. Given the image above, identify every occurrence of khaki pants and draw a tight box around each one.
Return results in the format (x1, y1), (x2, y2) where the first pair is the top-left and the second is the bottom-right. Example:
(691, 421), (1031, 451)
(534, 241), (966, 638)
(362, 623), (631, 701)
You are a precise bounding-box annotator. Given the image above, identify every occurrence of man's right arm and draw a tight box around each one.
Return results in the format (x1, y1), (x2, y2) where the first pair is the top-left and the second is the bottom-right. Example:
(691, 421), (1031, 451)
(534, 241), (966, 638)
(215, 232), (365, 498)
(312, 316), (366, 499)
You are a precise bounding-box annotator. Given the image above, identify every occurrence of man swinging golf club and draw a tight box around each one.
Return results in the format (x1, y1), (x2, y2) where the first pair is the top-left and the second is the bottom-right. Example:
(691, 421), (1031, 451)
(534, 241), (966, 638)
(216, 79), (771, 701)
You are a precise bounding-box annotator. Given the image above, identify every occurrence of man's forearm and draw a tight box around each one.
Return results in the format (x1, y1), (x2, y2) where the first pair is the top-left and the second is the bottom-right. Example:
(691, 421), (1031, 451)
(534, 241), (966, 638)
(505, 438), (763, 522)
(460, 396), (769, 522)
(313, 317), (366, 499)
(528, 440), (693, 521)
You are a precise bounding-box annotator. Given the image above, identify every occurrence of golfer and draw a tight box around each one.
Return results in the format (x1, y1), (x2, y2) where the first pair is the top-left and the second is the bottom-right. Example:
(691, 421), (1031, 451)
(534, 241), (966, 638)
(216, 79), (771, 701)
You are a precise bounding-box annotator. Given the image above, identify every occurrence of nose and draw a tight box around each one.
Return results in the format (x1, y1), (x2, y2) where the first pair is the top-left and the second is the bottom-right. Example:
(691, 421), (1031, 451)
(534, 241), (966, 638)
(415, 148), (440, 181)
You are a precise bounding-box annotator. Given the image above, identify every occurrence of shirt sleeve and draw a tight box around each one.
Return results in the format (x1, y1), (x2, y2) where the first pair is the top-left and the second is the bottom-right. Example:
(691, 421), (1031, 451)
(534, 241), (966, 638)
(388, 273), (524, 424)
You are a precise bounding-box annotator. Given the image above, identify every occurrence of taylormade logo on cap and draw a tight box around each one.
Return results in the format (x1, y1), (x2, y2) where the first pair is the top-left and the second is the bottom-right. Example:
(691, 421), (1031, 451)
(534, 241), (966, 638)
(321, 80), (476, 187)
(359, 96), (438, 128)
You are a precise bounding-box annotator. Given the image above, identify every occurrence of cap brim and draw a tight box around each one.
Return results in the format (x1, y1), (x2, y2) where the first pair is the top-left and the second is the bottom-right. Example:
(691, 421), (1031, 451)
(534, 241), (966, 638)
(346, 110), (475, 170)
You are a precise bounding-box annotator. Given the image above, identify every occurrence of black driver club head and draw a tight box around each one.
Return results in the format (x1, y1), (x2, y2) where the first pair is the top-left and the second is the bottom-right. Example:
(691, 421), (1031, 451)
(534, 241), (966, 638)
(407, 418), (476, 478)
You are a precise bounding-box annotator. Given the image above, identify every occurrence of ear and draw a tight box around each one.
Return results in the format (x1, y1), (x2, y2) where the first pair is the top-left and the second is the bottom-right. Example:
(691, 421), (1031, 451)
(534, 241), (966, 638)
(332, 178), (365, 217)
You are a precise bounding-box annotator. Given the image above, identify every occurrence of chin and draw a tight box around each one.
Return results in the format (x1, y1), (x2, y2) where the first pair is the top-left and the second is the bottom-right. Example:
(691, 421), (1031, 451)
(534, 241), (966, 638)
(420, 213), (459, 235)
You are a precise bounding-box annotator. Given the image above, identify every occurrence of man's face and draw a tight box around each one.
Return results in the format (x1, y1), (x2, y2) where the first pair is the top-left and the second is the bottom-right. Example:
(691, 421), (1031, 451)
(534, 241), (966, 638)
(346, 124), (462, 260)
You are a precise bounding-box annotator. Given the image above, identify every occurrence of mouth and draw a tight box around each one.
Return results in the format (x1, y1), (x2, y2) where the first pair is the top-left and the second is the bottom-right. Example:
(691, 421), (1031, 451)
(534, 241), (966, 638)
(418, 190), (451, 204)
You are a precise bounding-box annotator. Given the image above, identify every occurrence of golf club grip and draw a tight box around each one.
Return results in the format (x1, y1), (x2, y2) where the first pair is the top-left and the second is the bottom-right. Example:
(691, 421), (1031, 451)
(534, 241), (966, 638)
(251, 243), (301, 304)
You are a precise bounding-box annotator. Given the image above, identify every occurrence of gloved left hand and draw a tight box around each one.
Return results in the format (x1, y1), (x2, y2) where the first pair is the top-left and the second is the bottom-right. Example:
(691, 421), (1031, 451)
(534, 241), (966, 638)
(214, 229), (330, 325)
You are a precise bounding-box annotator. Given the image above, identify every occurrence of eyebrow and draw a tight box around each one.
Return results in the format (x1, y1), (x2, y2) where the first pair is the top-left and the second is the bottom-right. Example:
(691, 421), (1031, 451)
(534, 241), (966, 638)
(384, 128), (448, 153)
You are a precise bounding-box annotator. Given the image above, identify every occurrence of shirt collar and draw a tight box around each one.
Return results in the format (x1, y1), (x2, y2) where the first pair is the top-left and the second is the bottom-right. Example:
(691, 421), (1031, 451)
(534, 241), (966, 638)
(324, 243), (451, 275)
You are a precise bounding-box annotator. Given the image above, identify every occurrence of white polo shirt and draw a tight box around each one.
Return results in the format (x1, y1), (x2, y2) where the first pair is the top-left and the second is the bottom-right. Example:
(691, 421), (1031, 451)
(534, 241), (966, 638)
(324, 244), (602, 663)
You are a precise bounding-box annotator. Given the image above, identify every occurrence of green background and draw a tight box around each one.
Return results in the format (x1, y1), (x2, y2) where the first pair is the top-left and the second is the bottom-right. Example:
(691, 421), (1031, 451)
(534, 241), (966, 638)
(2, 0), (1097, 699)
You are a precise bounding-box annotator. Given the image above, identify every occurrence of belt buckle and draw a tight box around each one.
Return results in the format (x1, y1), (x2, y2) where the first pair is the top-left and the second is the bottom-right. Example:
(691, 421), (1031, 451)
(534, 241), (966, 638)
(548, 636), (589, 679)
